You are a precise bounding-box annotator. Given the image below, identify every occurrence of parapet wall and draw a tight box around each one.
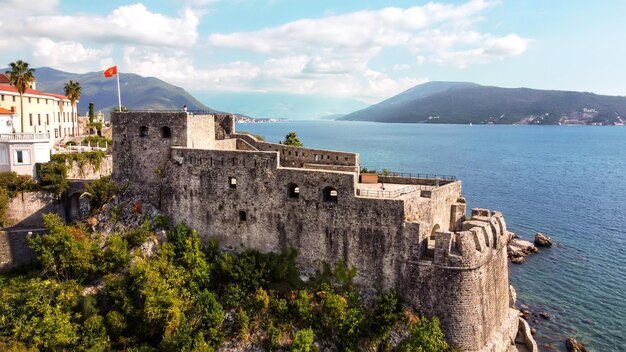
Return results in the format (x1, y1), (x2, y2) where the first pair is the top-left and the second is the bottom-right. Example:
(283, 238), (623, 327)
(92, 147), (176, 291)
(232, 133), (358, 169)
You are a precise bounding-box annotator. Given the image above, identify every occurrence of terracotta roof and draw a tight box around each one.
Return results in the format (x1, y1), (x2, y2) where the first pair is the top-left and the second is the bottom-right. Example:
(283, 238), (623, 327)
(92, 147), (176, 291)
(0, 84), (69, 100)
(0, 107), (14, 115)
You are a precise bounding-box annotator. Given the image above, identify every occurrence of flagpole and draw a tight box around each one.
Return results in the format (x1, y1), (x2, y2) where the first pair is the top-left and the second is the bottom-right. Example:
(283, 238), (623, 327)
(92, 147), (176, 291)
(116, 66), (122, 111)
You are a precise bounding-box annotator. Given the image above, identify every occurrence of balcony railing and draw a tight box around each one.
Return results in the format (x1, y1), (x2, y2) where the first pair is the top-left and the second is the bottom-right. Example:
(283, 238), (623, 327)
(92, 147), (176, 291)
(0, 132), (50, 141)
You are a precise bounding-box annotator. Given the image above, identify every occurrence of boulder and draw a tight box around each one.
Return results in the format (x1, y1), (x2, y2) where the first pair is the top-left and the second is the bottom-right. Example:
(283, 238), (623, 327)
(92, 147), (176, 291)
(565, 337), (587, 352)
(509, 238), (538, 255)
(538, 311), (551, 320)
(511, 256), (525, 264)
(535, 232), (553, 247)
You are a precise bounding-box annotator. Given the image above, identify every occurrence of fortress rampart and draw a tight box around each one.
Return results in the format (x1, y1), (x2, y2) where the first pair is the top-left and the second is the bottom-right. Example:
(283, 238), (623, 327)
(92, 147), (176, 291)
(112, 112), (518, 351)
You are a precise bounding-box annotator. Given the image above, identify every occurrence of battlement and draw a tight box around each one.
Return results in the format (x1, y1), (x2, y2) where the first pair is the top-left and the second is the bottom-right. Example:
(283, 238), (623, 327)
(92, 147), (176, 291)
(429, 208), (509, 268)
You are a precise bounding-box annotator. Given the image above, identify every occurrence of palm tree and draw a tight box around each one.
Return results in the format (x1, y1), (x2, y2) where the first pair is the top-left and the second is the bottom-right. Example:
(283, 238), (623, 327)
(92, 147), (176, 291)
(5, 60), (35, 132)
(64, 80), (81, 136)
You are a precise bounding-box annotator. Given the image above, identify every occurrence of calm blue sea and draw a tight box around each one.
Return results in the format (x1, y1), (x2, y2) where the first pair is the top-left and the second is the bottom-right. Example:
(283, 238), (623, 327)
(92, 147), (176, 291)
(237, 120), (626, 352)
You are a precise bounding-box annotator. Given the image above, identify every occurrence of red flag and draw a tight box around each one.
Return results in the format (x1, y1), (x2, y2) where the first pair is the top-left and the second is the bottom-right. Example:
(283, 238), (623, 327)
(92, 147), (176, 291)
(103, 65), (118, 78)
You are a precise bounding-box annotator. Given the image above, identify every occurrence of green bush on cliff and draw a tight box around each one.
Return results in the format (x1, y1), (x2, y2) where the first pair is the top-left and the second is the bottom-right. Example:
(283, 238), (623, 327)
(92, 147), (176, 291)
(86, 176), (118, 211)
(36, 162), (69, 197)
(399, 316), (449, 352)
(0, 187), (9, 228)
(28, 214), (101, 282)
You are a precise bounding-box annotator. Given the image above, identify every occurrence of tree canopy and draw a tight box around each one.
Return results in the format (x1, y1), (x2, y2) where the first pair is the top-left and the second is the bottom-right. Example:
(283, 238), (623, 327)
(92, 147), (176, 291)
(281, 131), (303, 147)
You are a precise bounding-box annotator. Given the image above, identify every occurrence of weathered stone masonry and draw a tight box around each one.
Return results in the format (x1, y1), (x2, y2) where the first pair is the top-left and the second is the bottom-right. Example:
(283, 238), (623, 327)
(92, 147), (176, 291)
(112, 111), (519, 352)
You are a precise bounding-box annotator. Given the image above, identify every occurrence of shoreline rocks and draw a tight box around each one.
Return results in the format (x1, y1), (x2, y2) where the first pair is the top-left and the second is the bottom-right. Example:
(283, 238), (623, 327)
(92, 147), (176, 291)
(507, 233), (538, 264)
(565, 337), (587, 352)
(534, 232), (553, 247)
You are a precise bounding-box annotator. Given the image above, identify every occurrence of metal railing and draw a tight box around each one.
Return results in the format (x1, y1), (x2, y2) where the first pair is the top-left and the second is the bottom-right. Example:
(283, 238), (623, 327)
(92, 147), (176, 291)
(123, 109), (224, 115)
(0, 132), (50, 141)
(364, 169), (457, 181)
(356, 184), (430, 198)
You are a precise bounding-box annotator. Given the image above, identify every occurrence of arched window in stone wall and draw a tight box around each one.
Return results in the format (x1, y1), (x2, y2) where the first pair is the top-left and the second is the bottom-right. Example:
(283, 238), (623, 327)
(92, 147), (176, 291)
(421, 224), (440, 261)
(161, 126), (172, 138)
(323, 186), (338, 203)
(229, 176), (237, 189)
(288, 184), (300, 199)
(139, 126), (149, 137)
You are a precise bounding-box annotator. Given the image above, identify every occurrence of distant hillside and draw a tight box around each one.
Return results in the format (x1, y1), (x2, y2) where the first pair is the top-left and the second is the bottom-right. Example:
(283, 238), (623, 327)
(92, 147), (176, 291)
(31, 67), (216, 115)
(340, 82), (626, 125)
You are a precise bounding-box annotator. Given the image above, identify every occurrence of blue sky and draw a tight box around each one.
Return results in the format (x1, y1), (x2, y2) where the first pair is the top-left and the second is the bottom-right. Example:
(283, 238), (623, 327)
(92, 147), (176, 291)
(2, 0), (626, 118)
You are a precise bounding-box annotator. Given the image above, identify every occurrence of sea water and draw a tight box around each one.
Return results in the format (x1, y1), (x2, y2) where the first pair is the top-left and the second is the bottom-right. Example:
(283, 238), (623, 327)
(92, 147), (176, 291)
(238, 120), (626, 351)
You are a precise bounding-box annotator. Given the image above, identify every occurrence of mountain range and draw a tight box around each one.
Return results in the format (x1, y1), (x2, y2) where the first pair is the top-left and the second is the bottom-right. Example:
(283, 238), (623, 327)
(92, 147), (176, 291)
(28, 67), (215, 115)
(339, 82), (626, 125)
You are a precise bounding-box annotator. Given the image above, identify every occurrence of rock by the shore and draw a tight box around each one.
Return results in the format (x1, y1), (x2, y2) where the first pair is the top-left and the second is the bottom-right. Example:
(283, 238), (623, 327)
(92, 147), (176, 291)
(508, 237), (538, 263)
(538, 311), (551, 320)
(565, 337), (587, 352)
(511, 256), (525, 264)
(535, 232), (553, 247)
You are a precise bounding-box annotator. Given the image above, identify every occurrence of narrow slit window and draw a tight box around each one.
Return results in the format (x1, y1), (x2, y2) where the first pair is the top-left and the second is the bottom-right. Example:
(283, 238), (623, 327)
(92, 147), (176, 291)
(140, 126), (149, 137)
(288, 184), (300, 199)
(229, 177), (237, 188)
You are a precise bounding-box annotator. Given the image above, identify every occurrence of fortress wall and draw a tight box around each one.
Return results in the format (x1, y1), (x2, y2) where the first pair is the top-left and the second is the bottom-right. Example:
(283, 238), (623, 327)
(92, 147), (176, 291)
(250, 141), (358, 168)
(4, 191), (64, 228)
(214, 114), (235, 140)
(187, 114), (215, 149)
(402, 234), (512, 351)
(112, 112), (189, 204)
(162, 147), (412, 288)
(65, 155), (113, 180)
(402, 181), (462, 235)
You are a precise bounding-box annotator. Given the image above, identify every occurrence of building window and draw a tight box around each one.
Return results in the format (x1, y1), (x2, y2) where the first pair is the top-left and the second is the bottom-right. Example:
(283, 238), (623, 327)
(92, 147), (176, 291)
(46, 114), (49, 125)
(1, 95), (3, 101)
(28, 97), (31, 103)
(55, 128), (58, 138)
(323, 187), (338, 203)
(161, 126), (172, 138)
(239, 211), (247, 221)
(37, 98), (39, 104)
(38, 114), (41, 125)
(0, 145), (8, 165)
(288, 184), (300, 199)
(12, 96), (15, 102)
(139, 126), (149, 137)
(29, 114), (33, 126)
(14, 150), (31, 165)
(229, 177), (237, 189)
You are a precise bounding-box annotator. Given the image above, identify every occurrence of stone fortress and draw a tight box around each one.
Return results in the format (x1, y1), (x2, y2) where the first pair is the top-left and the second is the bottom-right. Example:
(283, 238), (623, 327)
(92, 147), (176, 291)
(112, 111), (520, 352)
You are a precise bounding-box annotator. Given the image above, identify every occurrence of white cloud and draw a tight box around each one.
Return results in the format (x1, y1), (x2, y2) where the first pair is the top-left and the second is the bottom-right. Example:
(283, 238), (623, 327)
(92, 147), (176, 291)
(31, 39), (113, 73)
(0, 0), (58, 15)
(2, 4), (199, 48)
(201, 0), (528, 100)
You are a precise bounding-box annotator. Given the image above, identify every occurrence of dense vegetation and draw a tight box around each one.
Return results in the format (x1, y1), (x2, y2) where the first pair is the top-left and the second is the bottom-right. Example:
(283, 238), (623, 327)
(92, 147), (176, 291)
(340, 81), (626, 124)
(0, 209), (449, 351)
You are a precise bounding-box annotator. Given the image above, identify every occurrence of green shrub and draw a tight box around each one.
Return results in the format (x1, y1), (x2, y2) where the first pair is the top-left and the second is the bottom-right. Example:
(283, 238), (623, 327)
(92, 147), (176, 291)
(37, 162), (69, 197)
(292, 328), (316, 352)
(0, 172), (37, 198)
(398, 316), (448, 352)
(266, 320), (281, 351)
(51, 151), (106, 172)
(124, 220), (152, 247)
(29, 213), (101, 282)
(234, 309), (250, 340)
(0, 277), (82, 350)
(86, 176), (117, 211)
(0, 187), (9, 228)
(102, 233), (130, 273)
(369, 290), (402, 340)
